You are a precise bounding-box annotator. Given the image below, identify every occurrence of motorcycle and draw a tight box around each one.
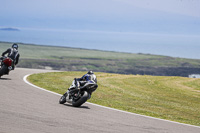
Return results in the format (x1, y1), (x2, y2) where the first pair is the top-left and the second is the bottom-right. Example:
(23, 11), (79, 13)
(59, 79), (98, 107)
(0, 56), (13, 78)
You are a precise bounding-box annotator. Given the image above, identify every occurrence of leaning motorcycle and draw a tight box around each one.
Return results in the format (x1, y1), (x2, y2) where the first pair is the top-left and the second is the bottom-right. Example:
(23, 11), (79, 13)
(0, 56), (13, 78)
(59, 79), (98, 107)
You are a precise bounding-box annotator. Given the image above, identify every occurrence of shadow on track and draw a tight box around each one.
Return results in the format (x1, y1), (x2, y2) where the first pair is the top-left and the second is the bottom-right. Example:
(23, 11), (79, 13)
(63, 103), (90, 109)
(0, 77), (11, 80)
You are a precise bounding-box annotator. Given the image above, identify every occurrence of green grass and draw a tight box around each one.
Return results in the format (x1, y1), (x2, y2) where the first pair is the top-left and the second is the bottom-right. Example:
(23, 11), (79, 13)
(27, 71), (200, 126)
(1, 41), (200, 65)
(1, 41), (200, 76)
(0, 41), (153, 59)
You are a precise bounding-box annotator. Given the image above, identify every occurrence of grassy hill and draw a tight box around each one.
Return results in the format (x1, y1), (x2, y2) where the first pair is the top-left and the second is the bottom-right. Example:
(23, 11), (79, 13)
(27, 71), (200, 126)
(1, 41), (200, 76)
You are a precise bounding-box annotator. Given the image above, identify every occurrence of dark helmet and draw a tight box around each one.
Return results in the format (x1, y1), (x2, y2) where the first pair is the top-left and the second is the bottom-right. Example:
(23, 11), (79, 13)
(87, 70), (94, 75)
(12, 43), (18, 50)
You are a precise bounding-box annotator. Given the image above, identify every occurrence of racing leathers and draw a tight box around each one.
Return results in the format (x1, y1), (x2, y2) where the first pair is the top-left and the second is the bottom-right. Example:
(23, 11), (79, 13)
(1, 48), (20, 73)
(2, 48), (20, 66)
(64, 73), (97, 97)
(76, 73), (97, 89)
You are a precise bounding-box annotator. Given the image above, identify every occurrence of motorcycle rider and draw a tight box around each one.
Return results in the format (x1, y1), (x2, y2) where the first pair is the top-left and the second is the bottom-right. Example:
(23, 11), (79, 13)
(1, 43), (20, 73)
(63, 70), (97, 98)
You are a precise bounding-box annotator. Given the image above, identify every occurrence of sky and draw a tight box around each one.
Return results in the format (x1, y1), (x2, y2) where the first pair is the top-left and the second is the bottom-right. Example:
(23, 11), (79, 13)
(117, 0), (200, 17)
(0, 0), (200, 58)
(1, 0), (199, 31)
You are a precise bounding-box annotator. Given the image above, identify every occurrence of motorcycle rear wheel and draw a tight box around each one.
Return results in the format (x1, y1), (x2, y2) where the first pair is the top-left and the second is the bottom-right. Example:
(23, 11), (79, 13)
(0, 65), (7, 77)
(72, 91), (89, 107)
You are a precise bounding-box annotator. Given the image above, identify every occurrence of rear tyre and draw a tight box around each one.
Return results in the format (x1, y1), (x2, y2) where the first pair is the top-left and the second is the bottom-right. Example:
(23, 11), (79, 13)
(72, 91), (89, 107)
(59, 95), (66, 104)
(0, 65), (7, 77)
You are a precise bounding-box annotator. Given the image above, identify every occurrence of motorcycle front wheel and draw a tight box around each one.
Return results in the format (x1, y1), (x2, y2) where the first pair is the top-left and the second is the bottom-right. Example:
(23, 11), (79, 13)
(59, 95), (66, 104)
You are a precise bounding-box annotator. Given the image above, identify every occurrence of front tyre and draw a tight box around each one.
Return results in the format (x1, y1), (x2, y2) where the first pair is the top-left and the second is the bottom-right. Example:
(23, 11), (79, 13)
(59, 95), (66, 104)
(72, 91), (89, 107)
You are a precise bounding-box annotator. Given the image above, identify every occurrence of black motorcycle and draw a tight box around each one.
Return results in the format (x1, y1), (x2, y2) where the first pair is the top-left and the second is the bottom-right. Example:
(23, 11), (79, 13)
(59, 79), (98, 107)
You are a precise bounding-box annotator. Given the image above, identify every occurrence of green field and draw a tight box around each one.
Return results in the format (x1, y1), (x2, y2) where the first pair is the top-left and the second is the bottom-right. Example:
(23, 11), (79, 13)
(1, 41), (200, 77)
(27, 71), (200, 126)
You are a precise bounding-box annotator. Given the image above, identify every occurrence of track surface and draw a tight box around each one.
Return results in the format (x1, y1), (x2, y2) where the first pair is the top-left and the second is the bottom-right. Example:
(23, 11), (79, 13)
(0, 68), (200, 133)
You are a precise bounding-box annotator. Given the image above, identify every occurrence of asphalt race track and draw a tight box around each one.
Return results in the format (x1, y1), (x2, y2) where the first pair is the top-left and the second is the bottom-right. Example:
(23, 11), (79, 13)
(0, 68), (200, 133)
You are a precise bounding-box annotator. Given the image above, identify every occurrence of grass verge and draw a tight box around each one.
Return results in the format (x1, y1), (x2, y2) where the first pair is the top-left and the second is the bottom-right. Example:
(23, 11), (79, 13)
(27, 71), (200, 126)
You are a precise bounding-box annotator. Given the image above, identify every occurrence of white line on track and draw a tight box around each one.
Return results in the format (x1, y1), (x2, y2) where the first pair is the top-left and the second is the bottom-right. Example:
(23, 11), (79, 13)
(23, 74), (200, 129)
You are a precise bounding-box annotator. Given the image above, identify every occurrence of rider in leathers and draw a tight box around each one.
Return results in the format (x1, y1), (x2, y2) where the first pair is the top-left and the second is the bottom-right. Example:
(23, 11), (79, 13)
(63, 70), (97, 97)
(1, 43), (20, 73)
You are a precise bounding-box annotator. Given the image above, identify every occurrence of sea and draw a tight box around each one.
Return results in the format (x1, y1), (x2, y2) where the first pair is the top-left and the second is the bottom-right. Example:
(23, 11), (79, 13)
(0, 28), (200, 59)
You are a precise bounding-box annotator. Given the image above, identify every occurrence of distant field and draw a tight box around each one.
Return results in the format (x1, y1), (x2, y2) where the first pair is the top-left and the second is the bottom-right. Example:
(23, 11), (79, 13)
(1, 41), (200, 76)
(27, 71), (200, 126)
(0, 41), (160, 59)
